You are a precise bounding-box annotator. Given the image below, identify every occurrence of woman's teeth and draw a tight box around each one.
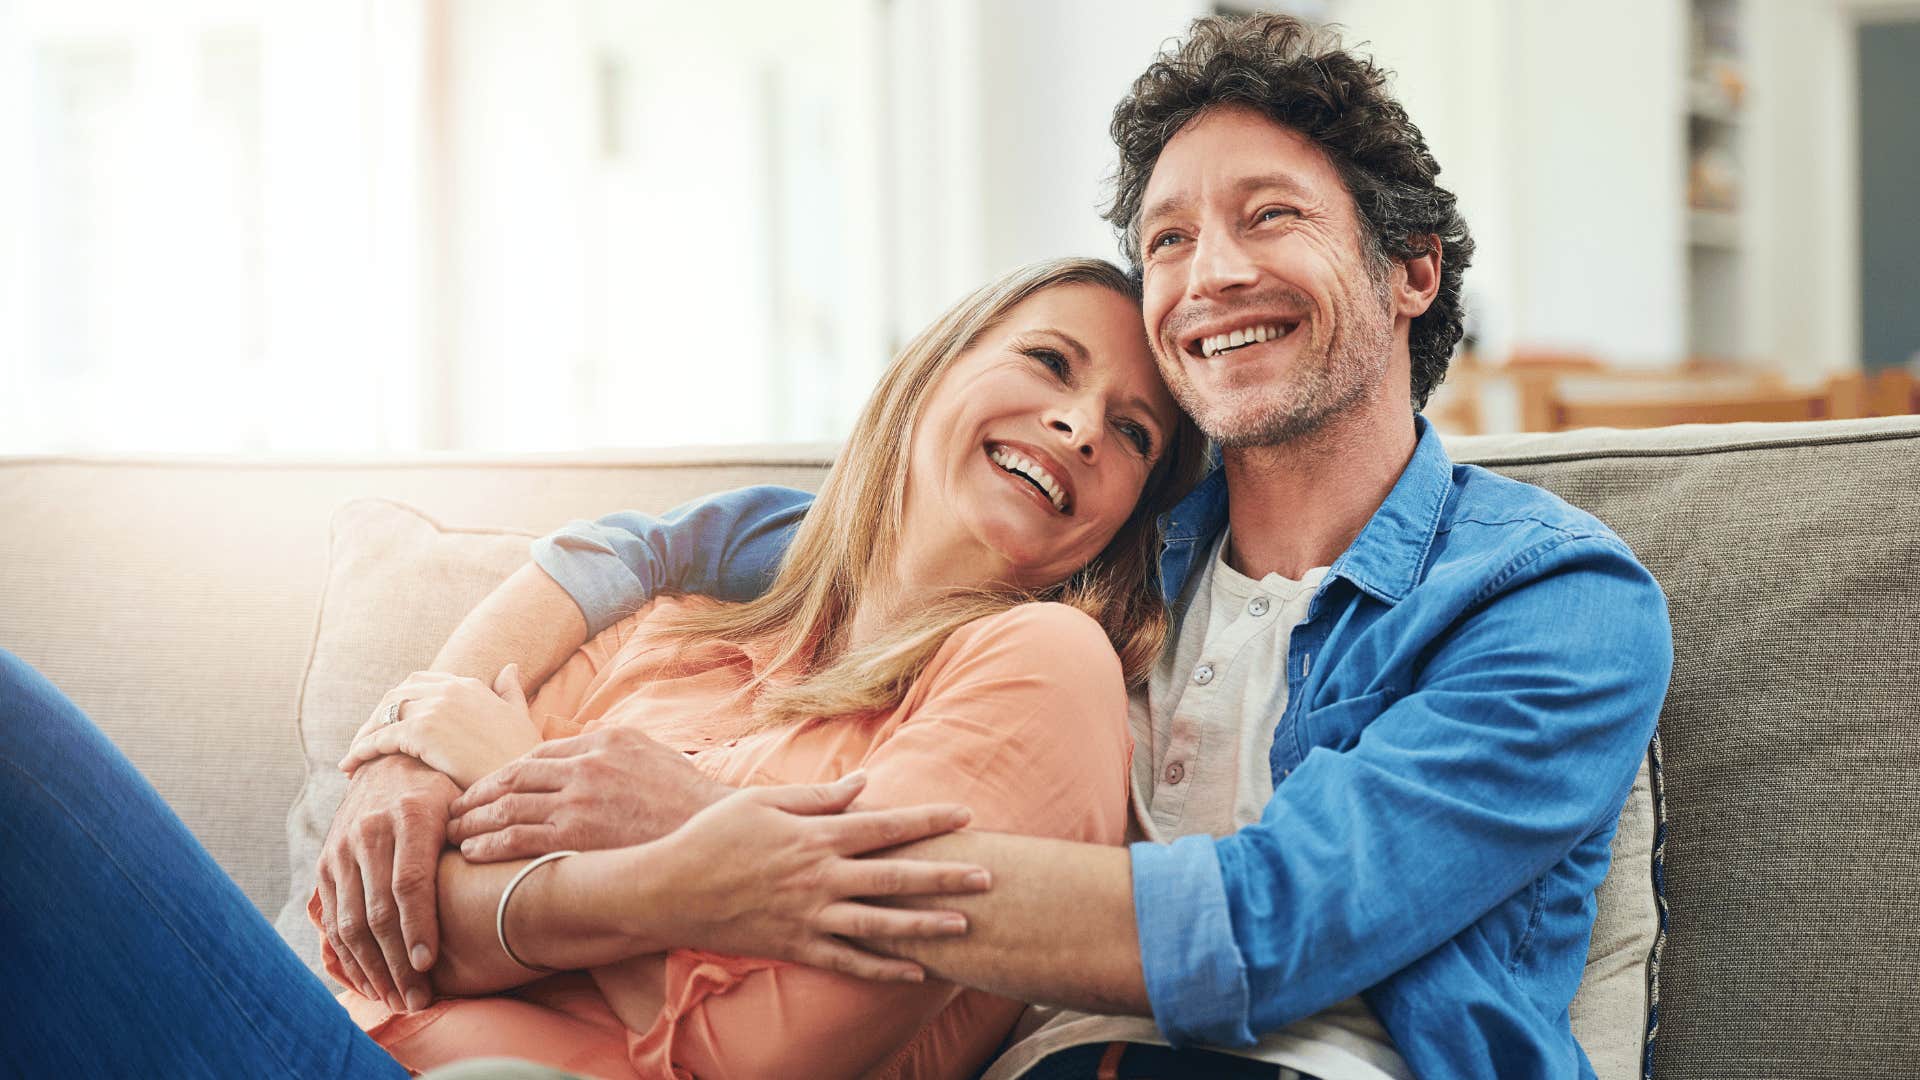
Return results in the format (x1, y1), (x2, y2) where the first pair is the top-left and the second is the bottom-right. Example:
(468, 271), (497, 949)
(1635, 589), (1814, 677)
(988, 447), (1068, 512)
(1199, 322), (1289, 358)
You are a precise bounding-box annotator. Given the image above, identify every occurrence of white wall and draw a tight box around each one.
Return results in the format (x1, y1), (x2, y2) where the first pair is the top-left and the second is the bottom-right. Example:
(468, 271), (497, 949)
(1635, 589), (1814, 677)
(441, 0), (890, 449)
(886, 0), (1204, 345)
(1339, 0), (1688, 367)
(1506, 0), (1688, 365)
(975, 0), (1207, 273)
(1745, 0), (1865, 375)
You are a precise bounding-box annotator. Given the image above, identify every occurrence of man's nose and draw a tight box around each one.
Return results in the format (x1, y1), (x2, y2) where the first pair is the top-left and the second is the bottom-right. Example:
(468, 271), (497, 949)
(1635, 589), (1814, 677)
(1188, 227), (1260, 298)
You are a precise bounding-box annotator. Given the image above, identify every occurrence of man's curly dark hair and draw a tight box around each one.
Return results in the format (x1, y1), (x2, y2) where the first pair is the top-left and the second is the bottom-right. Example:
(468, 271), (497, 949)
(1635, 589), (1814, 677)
(1105, 13), (1474, 411)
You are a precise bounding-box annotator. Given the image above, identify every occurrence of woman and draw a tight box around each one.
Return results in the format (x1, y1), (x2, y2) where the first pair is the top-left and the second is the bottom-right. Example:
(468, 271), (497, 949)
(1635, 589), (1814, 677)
(0, 257), (1206, 1078)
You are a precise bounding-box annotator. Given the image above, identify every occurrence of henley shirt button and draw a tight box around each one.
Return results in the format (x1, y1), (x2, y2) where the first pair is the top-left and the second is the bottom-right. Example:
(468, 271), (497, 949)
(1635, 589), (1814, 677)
(1248, 596), (1270, 617)
(1192, 664), (1215, 686)
(1164, 761), (1186, 785)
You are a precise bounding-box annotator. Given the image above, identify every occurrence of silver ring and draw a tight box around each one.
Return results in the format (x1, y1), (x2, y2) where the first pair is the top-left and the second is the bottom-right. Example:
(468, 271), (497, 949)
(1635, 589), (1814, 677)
(384, 700), (403, 727)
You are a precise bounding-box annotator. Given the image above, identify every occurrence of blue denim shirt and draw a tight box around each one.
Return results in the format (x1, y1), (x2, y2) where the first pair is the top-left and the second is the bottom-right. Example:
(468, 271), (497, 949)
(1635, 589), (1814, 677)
(531, 417), (1672, 1079)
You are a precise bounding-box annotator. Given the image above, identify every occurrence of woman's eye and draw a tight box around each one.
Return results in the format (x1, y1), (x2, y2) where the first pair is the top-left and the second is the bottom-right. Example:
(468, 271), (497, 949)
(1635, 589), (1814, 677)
(1027, 348), (1068, 376)
(1119, 422), (1153, 456)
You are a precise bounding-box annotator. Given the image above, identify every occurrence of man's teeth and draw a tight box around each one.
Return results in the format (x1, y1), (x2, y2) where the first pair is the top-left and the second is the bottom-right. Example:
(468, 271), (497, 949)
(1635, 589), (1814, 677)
(1199, 322), (1289, 358)
(988, 447), (1068, 512)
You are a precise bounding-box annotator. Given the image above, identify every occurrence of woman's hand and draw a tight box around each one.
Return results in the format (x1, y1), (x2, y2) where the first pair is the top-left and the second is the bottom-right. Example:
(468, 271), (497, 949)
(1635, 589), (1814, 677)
(341, 666), (541, 789)
(649, 772), (992, 982)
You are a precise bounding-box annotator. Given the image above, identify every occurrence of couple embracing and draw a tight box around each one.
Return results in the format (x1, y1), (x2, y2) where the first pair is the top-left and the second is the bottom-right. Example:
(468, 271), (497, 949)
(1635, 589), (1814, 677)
(0, 14), (1670, 1080)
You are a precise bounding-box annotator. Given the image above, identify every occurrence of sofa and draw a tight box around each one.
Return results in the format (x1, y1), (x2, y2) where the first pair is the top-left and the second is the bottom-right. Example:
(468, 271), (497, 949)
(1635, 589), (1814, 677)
(3, 416), (1916, 1079)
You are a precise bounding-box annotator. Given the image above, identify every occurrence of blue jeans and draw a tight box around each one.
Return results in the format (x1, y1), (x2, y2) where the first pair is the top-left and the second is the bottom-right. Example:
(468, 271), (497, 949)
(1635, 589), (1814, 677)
(0, 650), (407, 1078)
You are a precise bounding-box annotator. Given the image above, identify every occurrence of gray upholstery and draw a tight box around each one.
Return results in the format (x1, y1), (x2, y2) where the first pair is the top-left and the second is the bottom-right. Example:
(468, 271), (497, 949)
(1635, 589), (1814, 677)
(1454, 418), (1920, 1078)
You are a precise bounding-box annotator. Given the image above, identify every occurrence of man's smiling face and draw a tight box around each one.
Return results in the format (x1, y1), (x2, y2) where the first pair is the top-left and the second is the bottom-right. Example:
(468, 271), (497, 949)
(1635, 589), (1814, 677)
(1136, 104), (1399, 447)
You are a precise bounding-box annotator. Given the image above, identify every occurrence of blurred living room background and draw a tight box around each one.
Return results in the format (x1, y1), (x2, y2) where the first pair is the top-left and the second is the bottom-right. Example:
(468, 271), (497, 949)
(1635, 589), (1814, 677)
(3, 0), (1916, 455)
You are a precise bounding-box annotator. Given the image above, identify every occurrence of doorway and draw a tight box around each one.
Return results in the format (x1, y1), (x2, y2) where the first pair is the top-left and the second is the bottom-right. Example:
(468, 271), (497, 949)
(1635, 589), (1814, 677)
(1858, 17), (1920, 371)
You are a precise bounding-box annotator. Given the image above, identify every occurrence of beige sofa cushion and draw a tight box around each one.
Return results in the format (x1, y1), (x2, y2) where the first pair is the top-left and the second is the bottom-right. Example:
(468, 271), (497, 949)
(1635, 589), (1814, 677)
(1574, 752), (1660, 1080)
(272, 499), (534, 976)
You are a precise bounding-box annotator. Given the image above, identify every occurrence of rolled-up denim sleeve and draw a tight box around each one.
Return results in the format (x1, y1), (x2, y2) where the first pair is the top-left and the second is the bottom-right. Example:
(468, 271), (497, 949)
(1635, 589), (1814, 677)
(530, 485), (813, 637)
(1130, 534), (1672, 1046)
(1131, 833), (1256, 1045)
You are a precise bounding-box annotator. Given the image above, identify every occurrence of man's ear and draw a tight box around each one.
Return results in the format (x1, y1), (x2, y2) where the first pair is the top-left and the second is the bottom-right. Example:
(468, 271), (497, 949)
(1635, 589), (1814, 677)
(1393, 236), (1442, 320)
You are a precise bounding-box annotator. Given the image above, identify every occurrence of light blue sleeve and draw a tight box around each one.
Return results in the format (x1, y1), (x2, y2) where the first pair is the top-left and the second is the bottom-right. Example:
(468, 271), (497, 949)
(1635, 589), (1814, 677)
(530, 485), (815, 637)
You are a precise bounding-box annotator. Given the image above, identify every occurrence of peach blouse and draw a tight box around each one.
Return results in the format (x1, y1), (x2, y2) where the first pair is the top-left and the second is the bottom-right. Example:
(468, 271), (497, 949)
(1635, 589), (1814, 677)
(315, 597), (1132, 1079)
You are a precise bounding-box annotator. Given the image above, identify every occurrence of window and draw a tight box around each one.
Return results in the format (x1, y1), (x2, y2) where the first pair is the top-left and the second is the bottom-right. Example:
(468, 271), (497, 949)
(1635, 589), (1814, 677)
(1, 0), (889, 453)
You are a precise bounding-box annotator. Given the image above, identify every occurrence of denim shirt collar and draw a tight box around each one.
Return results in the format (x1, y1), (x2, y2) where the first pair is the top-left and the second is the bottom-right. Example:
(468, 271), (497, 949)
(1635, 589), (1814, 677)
(1158, 415), (1452, 607)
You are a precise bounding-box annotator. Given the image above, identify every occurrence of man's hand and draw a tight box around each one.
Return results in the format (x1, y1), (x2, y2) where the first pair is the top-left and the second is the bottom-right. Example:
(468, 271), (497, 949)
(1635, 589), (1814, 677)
(447, 725), (729, 861)
(654, 772), (991, 982)
(316, 754), (459, 1014)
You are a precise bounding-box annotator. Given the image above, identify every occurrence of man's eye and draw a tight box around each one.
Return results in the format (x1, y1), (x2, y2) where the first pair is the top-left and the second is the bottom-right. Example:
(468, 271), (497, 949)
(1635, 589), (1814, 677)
(1149, 231), (1185, 251)
(1257, 207), (1296, 224)
(1026, 348), (1068, 375)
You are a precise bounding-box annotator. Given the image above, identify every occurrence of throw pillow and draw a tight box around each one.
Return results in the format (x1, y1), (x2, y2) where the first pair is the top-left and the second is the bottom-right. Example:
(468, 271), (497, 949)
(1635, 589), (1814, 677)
(272, 498), (536, 980)
(1571, 749), (1662, 1080)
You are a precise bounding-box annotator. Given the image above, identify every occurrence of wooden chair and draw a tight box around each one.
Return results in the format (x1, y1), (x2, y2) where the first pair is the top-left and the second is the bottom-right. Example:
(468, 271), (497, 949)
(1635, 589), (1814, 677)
(1423, 350), (1488, 435)
(1541, 386), (1840, 431)
(1755, 369), (1913, 423)
(1869, 369), (1918, 416)
(1508, 353), (1790, 432)
(1471, 351), (1902, 434)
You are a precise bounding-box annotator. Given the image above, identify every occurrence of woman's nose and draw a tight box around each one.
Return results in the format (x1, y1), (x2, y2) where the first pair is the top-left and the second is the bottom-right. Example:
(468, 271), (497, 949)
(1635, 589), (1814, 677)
(1049, 408), (1101, 461)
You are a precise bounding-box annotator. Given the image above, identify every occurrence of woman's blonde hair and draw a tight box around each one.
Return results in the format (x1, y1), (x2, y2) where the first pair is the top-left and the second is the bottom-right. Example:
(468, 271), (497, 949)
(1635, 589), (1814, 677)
(654, 257), (1209, 732)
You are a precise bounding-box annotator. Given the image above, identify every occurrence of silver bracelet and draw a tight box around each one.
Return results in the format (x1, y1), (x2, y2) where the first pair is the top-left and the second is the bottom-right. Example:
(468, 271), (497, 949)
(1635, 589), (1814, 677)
(495, 849), (579, 973)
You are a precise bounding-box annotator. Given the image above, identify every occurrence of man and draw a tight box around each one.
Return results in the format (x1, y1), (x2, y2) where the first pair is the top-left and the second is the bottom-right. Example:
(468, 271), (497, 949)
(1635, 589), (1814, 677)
(319, 15), (1670, 1078)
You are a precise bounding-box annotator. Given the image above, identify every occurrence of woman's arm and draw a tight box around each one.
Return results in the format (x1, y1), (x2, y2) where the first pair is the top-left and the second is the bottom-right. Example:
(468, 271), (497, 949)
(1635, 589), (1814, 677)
(630, 603), (1136, 1076)
(428, 844), (666, 997)
(427, 562), (591, 690)
(422, 775), (992, 995)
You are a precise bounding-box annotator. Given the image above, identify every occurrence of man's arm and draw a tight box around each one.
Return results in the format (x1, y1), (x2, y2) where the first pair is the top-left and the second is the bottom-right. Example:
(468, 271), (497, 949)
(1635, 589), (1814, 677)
(424, 480), (817, 681)
(865, 537), (1671, 1045)
(859, 831), (1151, 1016)
(427, 562), (588, 684)
(529, 485), (815, 638)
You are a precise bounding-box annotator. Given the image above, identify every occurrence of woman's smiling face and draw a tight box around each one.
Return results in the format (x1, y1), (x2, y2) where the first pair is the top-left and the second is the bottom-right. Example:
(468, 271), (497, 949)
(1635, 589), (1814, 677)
(898, 282), (1180, 592)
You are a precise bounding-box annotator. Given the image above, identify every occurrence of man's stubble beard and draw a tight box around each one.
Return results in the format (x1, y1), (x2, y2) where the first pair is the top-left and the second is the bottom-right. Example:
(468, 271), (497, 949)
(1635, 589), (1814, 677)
(1160, 271), (1396, 450)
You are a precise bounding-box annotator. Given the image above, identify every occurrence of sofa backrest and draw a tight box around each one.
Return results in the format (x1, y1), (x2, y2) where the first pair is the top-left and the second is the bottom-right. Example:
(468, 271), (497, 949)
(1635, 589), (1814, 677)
(1453, 417), (1920, 1079)
(0, 448), (837, 912)
(5, 415), (1917, 1078)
